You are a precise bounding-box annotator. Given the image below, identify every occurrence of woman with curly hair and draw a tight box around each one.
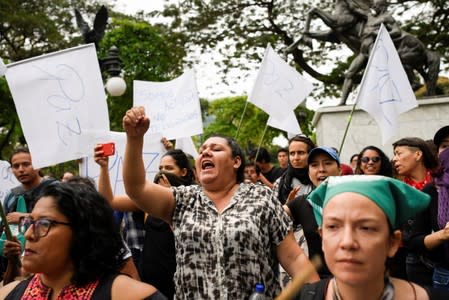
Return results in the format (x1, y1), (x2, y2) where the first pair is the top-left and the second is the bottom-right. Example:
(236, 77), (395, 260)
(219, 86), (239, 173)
(354, 145), (393, 177)
(0, 183), (166, 299)
(94, 146), (196, 299)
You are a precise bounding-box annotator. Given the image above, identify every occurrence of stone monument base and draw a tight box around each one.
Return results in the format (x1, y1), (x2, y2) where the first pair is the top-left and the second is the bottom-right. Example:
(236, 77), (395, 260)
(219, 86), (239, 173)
(312, 96), (449, 164)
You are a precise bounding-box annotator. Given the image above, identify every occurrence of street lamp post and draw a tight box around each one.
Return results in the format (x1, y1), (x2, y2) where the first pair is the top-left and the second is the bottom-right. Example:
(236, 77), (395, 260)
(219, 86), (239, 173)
(101, 46), (127, 97)
(74, 6), (126, 97)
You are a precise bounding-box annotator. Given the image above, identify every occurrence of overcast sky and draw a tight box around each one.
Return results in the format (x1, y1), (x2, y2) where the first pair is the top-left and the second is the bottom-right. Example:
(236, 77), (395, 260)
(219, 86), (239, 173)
(110, 0), (253, 101)
(112, 0), (165, 15)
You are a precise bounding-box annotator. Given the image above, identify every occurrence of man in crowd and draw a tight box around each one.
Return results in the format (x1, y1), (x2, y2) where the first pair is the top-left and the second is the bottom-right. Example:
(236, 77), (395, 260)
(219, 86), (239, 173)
(277, 147), (289, 170)
(3, 147), (57, 222)
(251, 147), (285, 188)
(244, 163), (261, 184)
(1, 147), (57, 279)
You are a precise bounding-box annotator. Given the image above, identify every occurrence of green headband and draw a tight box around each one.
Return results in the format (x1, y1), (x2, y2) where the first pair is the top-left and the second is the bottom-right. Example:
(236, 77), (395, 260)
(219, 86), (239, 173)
(307, 175), (431, 229)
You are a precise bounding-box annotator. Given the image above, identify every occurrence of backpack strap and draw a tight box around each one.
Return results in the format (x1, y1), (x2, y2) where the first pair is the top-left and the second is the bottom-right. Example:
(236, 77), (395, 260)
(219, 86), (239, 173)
(4, 276), (33, 300)
(3, 188), (22, 215)
(296, 278), (330, 300)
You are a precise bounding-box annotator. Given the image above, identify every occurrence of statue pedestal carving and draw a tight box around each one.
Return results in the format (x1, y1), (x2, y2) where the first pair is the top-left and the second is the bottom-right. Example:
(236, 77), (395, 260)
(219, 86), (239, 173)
(312, 96), (449, 163)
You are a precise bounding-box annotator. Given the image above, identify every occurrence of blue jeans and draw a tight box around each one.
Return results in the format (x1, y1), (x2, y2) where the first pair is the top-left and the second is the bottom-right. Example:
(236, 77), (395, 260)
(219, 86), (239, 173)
(433, 266), (449, 290)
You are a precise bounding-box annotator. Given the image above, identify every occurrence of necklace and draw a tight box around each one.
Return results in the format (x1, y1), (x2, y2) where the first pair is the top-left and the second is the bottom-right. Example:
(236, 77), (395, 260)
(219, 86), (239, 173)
(331, 277), (394, 300)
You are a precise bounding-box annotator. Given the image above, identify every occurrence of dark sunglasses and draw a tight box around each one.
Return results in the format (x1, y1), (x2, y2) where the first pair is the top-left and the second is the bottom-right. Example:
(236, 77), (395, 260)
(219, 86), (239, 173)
(19, 216), (71, 239)
(360, 156), (381, 163)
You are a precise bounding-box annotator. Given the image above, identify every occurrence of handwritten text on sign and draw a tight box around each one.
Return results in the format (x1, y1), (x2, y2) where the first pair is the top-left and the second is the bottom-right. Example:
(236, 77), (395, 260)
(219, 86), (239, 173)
(5, 44), (109, 168)
(80, 132), (164, 196)
(134, 70), (203, 140)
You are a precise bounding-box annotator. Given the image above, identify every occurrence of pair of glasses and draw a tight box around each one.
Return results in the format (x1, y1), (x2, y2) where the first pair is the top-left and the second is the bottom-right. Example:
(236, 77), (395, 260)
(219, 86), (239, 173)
(19, 216), (71, 238)
(360, 156), (381, 163)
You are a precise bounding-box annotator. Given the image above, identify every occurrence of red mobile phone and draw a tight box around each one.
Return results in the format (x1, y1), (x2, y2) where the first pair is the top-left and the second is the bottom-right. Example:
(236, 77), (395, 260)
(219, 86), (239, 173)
(101, 142), (115, 157)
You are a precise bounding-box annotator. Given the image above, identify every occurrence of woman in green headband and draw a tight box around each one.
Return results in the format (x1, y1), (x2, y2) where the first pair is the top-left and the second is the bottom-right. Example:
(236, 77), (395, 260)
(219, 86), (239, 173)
(295, 175), (449, 299)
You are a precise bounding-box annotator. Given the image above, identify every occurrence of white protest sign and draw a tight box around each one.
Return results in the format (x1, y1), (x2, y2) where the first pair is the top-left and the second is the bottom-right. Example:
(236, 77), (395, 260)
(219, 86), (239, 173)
(0, 160), (20, 204)
(175, 136), (199, 159)
(134, 70), (203, 139)
(5, 44), (110, 168)
(268, 111), (302, 135)
(80, 131), (164, 196)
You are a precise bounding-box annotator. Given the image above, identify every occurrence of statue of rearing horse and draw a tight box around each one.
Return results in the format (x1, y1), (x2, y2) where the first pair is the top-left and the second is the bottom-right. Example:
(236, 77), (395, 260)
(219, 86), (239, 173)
(302, 0), (370, 52)
(285, 0), (440, 105)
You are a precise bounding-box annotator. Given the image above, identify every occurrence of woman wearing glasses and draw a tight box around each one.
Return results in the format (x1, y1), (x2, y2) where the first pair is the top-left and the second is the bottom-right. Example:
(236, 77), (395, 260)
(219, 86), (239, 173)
(354, 145), (393, 177)
(0, 183), (166, 300)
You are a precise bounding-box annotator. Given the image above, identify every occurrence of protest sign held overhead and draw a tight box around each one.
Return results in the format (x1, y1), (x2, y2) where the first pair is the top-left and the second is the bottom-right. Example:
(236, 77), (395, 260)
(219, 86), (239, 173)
(134, 70), (203, 140)
(5, 44), (110, 168)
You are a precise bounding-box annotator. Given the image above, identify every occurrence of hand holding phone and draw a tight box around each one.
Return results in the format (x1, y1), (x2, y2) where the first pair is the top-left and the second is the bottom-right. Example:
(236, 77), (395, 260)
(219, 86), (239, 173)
(100, 142), (115, 157)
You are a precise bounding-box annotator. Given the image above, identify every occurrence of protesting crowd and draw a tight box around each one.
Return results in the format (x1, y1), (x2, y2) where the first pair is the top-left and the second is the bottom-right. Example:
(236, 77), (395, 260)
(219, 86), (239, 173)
(0, 103), (447, 300)
(0, 0), (448, 298)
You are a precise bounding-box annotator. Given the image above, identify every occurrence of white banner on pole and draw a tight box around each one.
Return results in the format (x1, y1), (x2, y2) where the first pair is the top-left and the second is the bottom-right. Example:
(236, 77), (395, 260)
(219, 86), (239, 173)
(356, 24), (417, 144)
(248, 44), (313, 120)
(268, 111), (302, 135)
(5, 44), (110, 168)
(134, 69), (203, 140)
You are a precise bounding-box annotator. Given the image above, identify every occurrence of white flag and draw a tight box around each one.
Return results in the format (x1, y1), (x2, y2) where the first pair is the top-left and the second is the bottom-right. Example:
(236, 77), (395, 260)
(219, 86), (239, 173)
(248, 44), (313, 120)
(267, 111), (302, 135)
(356, 23), (417, 144)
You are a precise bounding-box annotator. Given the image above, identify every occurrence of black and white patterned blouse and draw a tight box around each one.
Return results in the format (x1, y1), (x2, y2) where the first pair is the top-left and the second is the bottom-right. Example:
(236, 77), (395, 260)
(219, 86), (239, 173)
(171, 183), (292, 299)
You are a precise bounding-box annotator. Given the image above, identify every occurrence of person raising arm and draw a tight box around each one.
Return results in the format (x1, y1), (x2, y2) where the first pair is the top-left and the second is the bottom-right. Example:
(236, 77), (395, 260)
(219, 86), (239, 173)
(122, 106), (319, 299)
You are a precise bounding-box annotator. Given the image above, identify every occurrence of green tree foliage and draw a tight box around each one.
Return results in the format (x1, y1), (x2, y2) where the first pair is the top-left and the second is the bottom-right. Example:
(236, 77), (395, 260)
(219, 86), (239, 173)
(156, 0), (448, 101)
(0, 0), (100, 160)
(0, 2), (186, 178)
(0, 0), (97, 61)
(202, 96), (314, 153)
(98, 17), (186, 131)
(395, 0), (449, 61)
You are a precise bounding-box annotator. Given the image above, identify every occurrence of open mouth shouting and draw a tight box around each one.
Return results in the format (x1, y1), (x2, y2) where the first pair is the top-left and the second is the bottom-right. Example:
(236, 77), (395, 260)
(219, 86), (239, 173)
(201, 160), (215, 170)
